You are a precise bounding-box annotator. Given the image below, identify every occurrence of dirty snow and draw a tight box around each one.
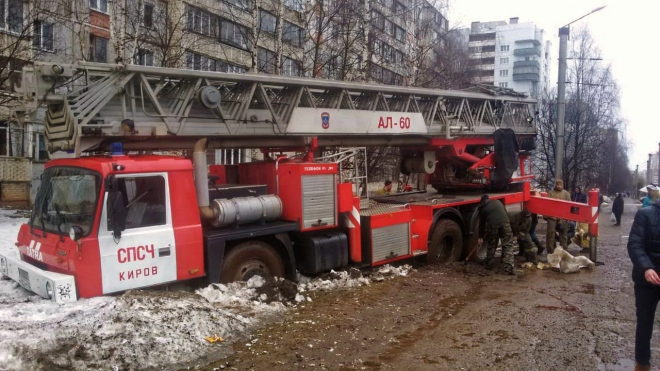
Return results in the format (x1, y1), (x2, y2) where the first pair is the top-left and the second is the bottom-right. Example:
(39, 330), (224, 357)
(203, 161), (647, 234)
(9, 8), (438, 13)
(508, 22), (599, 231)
(0, 208), (413, 370)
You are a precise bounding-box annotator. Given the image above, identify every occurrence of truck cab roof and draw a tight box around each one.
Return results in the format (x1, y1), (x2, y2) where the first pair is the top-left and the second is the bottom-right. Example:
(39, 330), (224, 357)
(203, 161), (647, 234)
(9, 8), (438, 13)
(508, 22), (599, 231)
(45, 155), (193, 176)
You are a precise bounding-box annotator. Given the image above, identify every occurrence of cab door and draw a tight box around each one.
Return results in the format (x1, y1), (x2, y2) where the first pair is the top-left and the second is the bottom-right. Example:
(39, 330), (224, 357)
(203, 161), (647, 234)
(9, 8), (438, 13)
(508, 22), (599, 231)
(98, 172), (177, 294)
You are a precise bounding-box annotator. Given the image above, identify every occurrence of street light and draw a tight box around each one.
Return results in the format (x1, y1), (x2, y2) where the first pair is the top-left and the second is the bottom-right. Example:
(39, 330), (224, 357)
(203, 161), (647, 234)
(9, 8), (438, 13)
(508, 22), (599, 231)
(555, 6), (606, 181)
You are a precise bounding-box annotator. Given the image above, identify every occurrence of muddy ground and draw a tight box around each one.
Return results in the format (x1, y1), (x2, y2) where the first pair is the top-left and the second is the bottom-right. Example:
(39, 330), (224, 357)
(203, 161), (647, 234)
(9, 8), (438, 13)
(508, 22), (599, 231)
(188, 200), (656, 371)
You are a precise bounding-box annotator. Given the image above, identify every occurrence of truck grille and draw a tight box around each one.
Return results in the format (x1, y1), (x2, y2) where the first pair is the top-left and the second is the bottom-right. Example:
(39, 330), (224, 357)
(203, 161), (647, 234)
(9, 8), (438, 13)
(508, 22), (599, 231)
(18, 268), (31, 290)
(372, 223), (410, 262)
(301, 174), (336, 229)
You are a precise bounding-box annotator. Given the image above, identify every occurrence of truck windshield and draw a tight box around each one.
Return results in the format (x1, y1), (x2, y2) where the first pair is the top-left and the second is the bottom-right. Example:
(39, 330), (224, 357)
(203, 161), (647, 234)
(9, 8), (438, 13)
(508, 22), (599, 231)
(30, 167), (101, 237)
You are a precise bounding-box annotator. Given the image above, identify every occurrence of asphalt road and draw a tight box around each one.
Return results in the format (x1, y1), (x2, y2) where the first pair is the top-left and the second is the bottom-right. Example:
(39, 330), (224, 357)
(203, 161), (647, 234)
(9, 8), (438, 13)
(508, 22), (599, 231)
(194, 198), (657, 371)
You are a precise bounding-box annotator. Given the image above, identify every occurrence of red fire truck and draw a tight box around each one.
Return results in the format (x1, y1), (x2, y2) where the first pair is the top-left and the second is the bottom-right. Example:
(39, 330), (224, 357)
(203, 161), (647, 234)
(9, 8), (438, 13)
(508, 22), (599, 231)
(0, 63), (599, 303)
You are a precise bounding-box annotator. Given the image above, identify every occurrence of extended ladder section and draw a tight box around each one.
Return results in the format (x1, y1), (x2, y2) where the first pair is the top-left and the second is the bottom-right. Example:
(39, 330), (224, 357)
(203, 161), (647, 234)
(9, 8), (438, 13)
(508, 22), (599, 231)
(19, 62), (537, 156)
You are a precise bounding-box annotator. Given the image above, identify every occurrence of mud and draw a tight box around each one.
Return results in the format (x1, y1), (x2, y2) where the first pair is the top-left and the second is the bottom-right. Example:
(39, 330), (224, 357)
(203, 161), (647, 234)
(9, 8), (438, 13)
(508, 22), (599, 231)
(183, 200), (657, 371)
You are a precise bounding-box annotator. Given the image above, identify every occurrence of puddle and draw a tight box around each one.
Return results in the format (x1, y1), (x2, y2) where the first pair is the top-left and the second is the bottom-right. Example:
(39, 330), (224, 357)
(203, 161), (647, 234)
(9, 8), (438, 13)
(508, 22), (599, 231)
(535, 305), (580, 312)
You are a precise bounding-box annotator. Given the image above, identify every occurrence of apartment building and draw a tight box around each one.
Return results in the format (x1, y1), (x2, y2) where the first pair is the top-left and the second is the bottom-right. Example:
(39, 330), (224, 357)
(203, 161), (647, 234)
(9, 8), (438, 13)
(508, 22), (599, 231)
(468, 17), (551, 99)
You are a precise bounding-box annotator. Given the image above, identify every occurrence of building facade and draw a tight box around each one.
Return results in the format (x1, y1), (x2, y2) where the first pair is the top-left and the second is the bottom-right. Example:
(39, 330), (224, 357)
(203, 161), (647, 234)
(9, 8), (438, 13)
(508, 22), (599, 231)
(468, 17), (550, 99)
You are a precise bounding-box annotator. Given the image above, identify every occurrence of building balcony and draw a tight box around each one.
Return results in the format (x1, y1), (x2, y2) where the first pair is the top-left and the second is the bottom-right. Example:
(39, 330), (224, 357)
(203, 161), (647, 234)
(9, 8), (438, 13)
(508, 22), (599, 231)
(513, 47), (541, 57)
(512, 73), (540, 82)
(513, 60), (540, 69)
(515, 39), (541, 47)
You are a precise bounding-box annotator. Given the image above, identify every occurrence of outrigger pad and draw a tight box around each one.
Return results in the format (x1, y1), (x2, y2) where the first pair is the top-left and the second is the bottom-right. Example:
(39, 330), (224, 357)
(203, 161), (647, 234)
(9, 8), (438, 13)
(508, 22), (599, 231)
(492, 128), (519, 190)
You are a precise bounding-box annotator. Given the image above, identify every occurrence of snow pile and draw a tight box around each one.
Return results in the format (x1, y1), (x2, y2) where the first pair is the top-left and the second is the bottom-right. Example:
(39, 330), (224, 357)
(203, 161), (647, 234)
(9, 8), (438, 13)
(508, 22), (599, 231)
(0, 207), (414, 370)
(297, 264), (413, 292)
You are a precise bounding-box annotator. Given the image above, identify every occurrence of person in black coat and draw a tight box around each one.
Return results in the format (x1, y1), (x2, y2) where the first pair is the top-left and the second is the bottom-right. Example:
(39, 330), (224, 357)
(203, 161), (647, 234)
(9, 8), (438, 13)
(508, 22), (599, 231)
(571, 186), (588, 204)
(627, 201), (660, 371)
(613, 193), (624, 226)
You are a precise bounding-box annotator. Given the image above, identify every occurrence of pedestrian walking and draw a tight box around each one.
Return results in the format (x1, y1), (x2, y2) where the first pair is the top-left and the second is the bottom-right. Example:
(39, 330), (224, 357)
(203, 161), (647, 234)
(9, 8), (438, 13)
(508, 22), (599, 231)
(627, 199), (660, 371)
(477, 195), (515, 275)
(613, 193), (624, 226)
(546, 179), (571, 253)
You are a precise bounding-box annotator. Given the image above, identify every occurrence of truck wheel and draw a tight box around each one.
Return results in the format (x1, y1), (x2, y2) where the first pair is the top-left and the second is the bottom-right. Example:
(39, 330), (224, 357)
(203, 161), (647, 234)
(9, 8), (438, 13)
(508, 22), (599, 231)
(220, 240), (285, 283)
(428, 219), (463, 264)
(463, 219), (487, 263)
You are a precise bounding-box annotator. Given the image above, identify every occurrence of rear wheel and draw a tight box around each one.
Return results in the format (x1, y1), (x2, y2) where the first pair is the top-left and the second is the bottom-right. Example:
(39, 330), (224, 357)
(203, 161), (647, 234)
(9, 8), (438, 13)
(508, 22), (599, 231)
(220, 240), (285, 283)
(428, 219), (463, 264)
(463, 218), (487, 263)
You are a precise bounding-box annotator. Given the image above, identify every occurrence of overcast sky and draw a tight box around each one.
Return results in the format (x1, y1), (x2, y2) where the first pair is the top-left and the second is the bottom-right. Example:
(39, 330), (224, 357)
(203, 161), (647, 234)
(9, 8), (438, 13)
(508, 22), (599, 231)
(447, 0), (659, 170)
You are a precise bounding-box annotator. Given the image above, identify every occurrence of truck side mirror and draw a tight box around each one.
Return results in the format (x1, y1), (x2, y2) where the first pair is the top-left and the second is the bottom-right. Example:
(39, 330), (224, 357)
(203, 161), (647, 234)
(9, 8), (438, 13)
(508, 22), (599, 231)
(106, 175), (126, 240)
(107, 191), (127, 240)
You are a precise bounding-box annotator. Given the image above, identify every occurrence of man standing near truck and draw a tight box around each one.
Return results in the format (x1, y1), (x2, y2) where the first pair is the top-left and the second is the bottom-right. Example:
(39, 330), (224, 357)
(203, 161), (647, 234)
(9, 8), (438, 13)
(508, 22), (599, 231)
(508, 209), (537, 263)
(478, 195), (515, 275)
(546, 179), (571, 254)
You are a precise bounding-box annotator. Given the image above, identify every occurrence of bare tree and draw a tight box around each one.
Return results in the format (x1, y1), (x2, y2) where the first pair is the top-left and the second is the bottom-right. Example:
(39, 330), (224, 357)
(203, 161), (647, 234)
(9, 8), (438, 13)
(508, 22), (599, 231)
(534, 26), (629, 192)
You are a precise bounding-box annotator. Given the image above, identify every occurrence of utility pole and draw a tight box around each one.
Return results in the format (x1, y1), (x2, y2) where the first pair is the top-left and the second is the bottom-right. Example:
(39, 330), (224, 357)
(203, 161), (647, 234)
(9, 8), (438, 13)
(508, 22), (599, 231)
(555, 6), (606, 182)
(648, 154), (652, 185)
(635, 165), (639, 199)
(555, 26), (569, 181)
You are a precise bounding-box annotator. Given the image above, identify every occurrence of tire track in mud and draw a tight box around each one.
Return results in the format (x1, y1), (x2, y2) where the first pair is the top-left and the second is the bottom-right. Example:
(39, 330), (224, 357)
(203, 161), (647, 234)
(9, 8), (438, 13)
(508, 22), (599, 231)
(361, 283), (483, 370)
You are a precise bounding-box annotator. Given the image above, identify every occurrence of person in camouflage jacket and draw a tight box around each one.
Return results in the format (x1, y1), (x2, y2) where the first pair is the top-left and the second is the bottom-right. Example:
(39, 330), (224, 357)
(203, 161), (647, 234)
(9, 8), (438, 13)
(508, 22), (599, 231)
(508, 209), (537, 263)
(478, 195), (515, 275)
(546, 179), (571, 254)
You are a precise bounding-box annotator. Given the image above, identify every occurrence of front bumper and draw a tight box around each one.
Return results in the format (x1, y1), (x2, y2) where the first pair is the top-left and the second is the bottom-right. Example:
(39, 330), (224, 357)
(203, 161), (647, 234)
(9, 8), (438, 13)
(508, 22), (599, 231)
(0, 249), (77, 303)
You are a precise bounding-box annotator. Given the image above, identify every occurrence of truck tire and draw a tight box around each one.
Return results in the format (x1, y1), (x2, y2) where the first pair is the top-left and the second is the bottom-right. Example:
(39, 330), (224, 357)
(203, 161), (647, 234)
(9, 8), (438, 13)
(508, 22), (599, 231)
(428, 219), (463, 264)
(220, 240), (285, 283)
(463, 219), (487, 263)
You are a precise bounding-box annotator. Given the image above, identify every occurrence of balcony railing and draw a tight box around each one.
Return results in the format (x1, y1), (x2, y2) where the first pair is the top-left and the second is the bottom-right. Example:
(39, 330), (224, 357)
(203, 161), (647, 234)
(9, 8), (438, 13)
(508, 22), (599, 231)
(513, 60), (540, 69)
(513, 47), (541, 57)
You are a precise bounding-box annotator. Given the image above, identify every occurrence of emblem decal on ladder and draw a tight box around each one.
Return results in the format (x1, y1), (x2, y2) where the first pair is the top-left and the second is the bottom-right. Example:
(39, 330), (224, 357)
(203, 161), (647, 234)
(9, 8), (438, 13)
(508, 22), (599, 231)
(321, 112), (330, 129)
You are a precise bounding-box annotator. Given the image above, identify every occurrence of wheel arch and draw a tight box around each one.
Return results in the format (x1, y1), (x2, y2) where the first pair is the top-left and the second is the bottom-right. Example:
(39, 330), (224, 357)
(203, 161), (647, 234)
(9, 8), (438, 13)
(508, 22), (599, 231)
(428, 207), (465, 248)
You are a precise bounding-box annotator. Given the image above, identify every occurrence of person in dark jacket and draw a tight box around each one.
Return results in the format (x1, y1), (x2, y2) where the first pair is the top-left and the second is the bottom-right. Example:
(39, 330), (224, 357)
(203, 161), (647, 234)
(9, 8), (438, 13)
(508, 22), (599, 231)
(478, 195), (515, 275)
(613, 193), (625, 226)
(571, 186), (588, 204)
(627, 201), (660, 371)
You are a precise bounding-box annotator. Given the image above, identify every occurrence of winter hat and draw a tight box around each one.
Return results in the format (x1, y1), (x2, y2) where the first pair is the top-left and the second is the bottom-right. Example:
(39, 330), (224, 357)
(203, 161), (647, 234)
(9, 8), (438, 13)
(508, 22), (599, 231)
(555, 179), (564, 186)
(521, 209), (531, 218)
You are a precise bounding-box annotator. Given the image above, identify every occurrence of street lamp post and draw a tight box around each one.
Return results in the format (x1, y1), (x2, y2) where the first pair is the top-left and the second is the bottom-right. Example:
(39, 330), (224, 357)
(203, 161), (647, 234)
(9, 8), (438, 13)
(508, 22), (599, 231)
(555, 6), (606, 181)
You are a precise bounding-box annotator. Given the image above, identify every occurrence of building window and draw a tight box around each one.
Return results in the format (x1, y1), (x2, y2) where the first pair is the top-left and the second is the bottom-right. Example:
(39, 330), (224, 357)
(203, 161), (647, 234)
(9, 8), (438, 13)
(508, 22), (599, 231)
(384, 19), (393, 36)
(499, 69), (508, 77)
(219, 60), (247, 73)
(225, 0), (251, 11)
(283, 0), (303, 12)
(186, 5), (213, 36)
(283, 21), (303, 47)
(33, 21), (54, 51)
(500, 57), (508, 64)
(395, 26), (405, 43)
(90, 0), (108, 12)
(498, 82), (508, 88)
(135, 49), (154, 66)
(0, 0), (23, 32)
(500, 45), (509, 52)
(372, 38), (382, 56)
(34, 133), (48, 161)
(282, 57), (301, 77)
(394, 1), (405, 15)
(143, 3), (154, 28)
(371, 11), (384, 31)
(89, 35), (108, 62)
(370, 63), (402, 85)
(186, 51), (216, 71)
(257, 47), (276, 74)
(219, 18), (250, 50)
(259, 10), (277, 34)
(382, 43), (393, 62)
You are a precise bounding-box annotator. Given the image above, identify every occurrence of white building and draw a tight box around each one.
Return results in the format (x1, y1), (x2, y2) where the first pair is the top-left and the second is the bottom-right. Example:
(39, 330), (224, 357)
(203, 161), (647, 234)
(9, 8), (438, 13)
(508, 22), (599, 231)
(468, 17), (551, 99)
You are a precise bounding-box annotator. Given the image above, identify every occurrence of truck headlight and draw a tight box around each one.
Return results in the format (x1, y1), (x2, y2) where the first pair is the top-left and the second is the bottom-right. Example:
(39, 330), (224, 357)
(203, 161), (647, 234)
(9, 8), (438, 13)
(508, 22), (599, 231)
(46, 281), (53, 299)
(0, 257), (6, 274)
